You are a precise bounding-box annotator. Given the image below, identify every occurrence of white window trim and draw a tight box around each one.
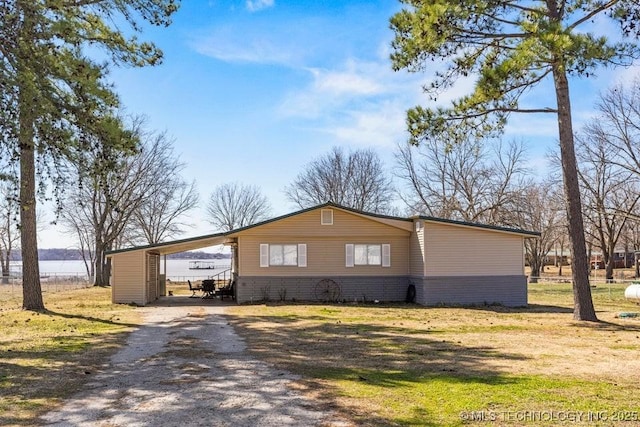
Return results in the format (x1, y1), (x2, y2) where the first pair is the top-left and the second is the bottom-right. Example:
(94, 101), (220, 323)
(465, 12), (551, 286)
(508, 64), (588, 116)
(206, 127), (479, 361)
(345, 243), (391, 267)
(321, 209), (334, 225)
(259, 243), (307, 267)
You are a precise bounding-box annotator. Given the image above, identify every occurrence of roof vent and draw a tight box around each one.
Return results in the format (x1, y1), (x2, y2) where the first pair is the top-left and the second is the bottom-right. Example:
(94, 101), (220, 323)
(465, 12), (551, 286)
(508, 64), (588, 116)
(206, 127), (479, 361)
(321, 209), (333, 225)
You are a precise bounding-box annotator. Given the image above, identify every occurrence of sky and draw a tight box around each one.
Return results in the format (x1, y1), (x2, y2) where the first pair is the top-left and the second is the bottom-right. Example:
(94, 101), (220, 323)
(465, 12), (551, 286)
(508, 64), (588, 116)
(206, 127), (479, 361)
(38, 0), (640, 249)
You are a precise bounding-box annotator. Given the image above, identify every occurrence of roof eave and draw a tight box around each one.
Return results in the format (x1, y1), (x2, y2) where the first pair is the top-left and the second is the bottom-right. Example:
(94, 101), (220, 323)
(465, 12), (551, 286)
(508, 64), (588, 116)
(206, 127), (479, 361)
(417, 216), (541, 237)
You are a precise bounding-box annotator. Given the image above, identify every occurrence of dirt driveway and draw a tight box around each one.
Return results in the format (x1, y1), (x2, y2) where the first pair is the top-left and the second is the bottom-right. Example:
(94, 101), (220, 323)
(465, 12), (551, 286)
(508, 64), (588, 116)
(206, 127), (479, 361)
(41, 301), (341, 426)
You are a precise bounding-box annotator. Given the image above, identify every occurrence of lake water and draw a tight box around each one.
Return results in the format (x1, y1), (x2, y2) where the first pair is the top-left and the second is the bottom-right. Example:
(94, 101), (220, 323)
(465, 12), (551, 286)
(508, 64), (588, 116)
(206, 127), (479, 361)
(8, 259), (231, 281)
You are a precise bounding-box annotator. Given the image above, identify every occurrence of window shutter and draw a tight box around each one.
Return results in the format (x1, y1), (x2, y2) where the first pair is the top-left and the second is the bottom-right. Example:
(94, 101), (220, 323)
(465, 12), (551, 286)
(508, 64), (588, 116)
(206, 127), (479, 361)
(345, 244), (354, 267)
(260, 244), (269, 267)
(382, 244), (391, 267)
(298, 244), (307, 267)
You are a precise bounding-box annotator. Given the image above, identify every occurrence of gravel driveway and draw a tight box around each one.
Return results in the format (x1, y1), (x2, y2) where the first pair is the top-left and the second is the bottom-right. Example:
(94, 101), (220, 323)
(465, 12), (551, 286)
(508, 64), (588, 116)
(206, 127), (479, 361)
(41, 301), (339, 426)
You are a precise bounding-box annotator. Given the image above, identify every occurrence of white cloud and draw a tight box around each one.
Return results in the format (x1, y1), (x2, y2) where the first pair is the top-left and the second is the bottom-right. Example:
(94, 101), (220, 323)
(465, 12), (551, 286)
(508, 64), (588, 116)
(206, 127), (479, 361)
(246, 0), (274, 12)
(195, 39), (291, 64)
(190, 27), (297, 65)
(324, 101), (409, 148)
(279, 58), (423, 118)
(312, 67), (383, 97)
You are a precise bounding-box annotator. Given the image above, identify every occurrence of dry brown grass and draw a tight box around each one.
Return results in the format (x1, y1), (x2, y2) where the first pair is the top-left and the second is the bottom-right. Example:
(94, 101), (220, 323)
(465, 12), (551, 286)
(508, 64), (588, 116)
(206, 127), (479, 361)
(0, 286), (140, 426)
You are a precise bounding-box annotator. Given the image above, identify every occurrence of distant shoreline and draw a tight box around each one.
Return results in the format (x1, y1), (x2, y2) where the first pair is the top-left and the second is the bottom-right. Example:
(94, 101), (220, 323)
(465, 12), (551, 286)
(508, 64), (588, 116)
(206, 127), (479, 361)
(7, 249), (230, 262)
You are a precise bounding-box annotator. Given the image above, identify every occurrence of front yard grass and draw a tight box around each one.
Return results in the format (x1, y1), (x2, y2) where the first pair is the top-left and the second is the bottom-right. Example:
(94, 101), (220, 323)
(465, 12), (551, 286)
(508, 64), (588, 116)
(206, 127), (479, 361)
(2, 282), (639, 426)
(225, 283), (640, 426)
(0, 286), (140, 426)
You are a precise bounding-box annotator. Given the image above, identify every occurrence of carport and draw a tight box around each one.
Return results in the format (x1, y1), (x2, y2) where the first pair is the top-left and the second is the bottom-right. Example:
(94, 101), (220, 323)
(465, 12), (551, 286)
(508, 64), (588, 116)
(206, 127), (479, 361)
(106, 233), (237, 306)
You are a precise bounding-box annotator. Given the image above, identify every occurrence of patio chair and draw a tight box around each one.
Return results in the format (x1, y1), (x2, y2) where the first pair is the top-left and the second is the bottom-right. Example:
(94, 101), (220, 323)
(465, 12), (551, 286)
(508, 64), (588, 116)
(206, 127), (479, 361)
(188, 280), (202, 298)
(201, 279), (216, 299)
(215, 279), (235, 301)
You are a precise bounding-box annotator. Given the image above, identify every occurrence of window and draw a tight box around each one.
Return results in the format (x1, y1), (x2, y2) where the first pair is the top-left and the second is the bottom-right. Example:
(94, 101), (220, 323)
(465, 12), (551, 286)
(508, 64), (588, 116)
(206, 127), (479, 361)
(355, 244), (381, 265)
(321, 209), (334, 225)
(260, 244), (307, 267)
(271, 244), (297, 265)
(345, 244), (390, 267)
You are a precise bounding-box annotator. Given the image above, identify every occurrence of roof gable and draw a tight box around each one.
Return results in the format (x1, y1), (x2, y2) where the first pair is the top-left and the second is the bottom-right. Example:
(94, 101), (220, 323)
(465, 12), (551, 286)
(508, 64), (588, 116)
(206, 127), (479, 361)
(230, 204), (412, 237)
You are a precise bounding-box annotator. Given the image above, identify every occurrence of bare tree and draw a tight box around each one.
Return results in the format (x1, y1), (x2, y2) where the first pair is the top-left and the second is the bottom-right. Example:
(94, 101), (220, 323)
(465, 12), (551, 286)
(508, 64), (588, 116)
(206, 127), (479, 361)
(206, 183), (271, 232)
(128, 143), (199, 245)
(621, 217), (640, 277)
(576, 83), (640, 282)
(395, 137), (530, 225)
(285, 147), (394, 213)
(61, 120), (194, 285)
(512, 181), (564, 282)
(553, 228), (570, 277)
(61, 197), (97, 282)
(0, 180), (19, 284)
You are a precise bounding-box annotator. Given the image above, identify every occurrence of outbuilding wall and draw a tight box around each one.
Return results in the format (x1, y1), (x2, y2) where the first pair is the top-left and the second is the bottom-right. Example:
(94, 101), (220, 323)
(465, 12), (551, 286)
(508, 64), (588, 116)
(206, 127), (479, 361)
(110, 251), (146, 305)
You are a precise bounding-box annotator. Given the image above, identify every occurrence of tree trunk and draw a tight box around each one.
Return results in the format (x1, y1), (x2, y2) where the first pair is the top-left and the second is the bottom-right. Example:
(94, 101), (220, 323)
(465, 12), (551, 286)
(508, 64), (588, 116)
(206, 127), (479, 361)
(529, 259), (540, 283)
(19, 113), (44, 310)
(552, 65), (597, 321)
(94, 241), (111, 286)
(527, 241), (542, 282)
(1, 254), (9, 285)
(17, 6), (44, 310)
(605, 260), (614, 283)
(605, 246), (615, 283)
(94, 242), (104, 286)
(559, 240), (564, 276)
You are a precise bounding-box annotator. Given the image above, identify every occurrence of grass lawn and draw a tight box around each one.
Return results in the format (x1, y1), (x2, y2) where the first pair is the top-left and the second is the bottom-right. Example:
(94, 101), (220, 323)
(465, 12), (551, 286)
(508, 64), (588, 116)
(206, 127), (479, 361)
(225, 283), (640, 426)
(1, 282), (639, 426)
(0, 286), (140, 426)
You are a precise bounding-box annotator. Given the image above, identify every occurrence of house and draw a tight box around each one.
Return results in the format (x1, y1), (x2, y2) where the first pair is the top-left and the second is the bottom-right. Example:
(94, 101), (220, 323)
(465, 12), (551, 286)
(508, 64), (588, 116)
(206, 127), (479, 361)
(589, 250), (635, 270)
(106, 203), (539, 307)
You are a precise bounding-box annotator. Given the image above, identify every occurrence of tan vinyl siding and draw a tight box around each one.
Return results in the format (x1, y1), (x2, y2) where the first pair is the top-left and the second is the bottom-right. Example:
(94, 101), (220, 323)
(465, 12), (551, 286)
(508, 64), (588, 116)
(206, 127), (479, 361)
(424, 222), (524, 276)
(410, 222), (425, 276)
(236, 208), (411, 276)
(233, 208), (411, 238)
(111, 251), (145, 305)
(239, 235), (409, 276)
(350, 214), (414, 231)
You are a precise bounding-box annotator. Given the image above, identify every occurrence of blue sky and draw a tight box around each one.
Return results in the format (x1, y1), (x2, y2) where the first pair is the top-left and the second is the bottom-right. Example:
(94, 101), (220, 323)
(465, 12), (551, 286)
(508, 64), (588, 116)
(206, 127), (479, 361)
(39, 0), (640, 248)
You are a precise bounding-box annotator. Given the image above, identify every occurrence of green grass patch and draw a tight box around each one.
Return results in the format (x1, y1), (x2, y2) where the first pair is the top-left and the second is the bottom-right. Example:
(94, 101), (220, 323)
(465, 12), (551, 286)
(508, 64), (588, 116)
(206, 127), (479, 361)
(306, 368), (633, 426)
